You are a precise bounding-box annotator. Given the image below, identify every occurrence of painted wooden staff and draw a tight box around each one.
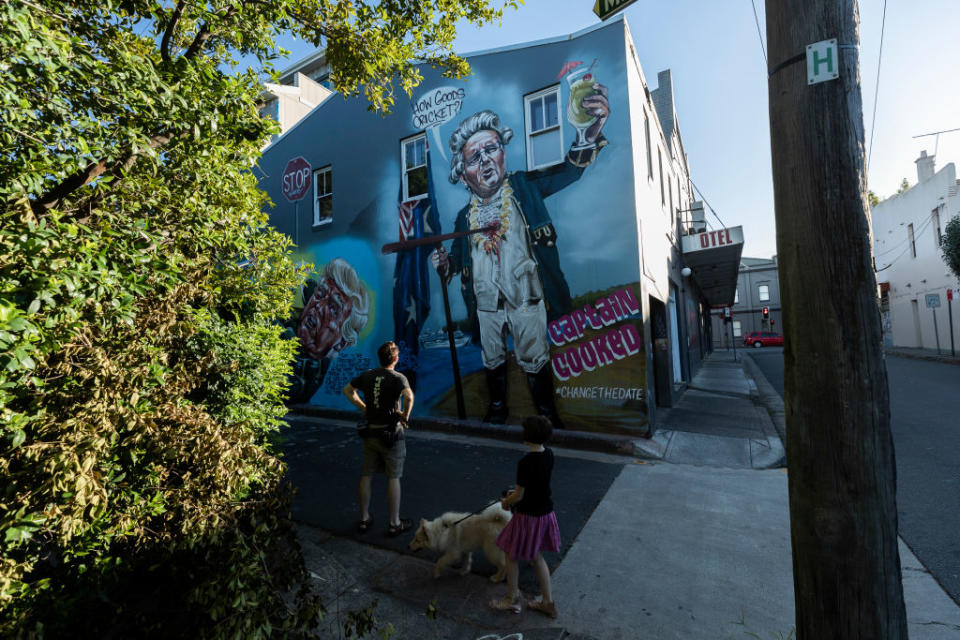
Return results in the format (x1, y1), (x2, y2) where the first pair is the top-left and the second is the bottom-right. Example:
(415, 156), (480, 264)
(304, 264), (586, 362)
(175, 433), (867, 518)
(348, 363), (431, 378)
(381, 224), (496, 420)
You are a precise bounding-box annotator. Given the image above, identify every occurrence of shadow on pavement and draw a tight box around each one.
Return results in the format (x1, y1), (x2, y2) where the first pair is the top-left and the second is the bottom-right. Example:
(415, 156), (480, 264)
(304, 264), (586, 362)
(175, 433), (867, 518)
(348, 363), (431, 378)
(281, 419), (623, 586)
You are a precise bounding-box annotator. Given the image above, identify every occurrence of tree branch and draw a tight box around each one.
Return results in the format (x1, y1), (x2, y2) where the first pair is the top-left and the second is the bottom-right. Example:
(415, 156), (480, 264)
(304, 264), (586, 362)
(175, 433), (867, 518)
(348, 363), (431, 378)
(32, 132), (177, 216)
(184, 5), (238, 59)
(161, 0), (188, 63)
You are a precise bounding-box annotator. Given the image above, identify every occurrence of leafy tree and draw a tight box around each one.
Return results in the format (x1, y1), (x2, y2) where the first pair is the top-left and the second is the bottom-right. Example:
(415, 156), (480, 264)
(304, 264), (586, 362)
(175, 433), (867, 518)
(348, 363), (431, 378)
(0, 0), (517, 636)
(896, 177), (910, 194)
(868, 190), (880, 207)
(942, 215), (960, 282)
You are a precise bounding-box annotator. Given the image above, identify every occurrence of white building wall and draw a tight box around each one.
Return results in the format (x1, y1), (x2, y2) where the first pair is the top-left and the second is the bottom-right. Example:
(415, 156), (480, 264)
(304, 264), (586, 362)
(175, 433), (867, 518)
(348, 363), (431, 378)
(872, 154), (960, 350)
(623, 23), (676, 306)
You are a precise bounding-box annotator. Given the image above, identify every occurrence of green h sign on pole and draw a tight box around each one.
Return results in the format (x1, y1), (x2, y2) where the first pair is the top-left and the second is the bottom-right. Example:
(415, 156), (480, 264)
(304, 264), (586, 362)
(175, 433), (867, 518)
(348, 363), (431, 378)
(807, 38), (839, 85)
(593, 0), (640, 21)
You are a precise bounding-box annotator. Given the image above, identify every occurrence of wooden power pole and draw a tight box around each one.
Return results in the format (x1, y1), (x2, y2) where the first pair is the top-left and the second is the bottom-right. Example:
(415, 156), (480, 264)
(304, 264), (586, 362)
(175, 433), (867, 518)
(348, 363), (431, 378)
(764, 1), (908, 638)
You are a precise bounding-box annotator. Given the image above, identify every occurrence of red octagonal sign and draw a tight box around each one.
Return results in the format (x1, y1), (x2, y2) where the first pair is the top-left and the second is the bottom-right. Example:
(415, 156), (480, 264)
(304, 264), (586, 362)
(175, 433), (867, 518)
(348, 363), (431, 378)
(281, 156), (312, 202)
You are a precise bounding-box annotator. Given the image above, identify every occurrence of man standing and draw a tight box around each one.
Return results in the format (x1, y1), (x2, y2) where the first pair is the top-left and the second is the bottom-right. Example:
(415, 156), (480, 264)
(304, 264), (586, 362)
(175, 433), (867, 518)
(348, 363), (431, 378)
(432, 86), (609, 426)
(343, 341), (415, 537)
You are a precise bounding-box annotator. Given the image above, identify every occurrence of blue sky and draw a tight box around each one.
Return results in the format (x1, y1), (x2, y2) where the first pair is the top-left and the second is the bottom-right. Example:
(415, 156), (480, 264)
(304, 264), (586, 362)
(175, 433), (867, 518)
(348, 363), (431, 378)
(263, 0), (960, 259)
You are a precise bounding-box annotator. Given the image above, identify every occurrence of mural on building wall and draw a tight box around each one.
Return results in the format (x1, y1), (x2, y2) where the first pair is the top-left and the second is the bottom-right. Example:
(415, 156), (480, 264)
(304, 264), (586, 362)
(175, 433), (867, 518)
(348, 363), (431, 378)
(285, 258), (372, 403)
(280, 55), (648, 432)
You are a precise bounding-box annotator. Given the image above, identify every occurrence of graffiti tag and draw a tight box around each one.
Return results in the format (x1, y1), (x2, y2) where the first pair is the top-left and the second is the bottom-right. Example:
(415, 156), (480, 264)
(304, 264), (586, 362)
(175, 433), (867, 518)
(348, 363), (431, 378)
(320, 351), (372, 396)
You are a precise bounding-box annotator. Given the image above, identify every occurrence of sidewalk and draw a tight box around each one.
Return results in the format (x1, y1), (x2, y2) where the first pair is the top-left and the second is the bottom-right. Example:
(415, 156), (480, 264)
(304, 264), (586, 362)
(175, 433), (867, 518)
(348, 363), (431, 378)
(635, 350), (785, 469)
(885, 345), (960, 365)
(288, 352), (960, 639)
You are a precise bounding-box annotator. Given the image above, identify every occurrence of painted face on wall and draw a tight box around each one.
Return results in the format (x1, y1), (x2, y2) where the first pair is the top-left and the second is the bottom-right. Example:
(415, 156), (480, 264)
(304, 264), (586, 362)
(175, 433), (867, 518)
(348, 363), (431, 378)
(298, 277), (353, 359)
(460, 129), (506, 200)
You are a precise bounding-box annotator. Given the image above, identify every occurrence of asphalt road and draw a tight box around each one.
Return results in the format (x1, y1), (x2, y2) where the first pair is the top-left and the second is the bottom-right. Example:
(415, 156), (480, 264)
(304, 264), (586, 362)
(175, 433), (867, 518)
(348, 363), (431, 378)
(748, 347), (960, 606)
(280, 416), (624, 591)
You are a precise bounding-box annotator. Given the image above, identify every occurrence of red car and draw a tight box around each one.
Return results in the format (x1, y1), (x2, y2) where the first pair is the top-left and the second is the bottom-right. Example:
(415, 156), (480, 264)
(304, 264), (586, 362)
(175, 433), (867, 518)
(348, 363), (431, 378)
(743, 331), (784, 348)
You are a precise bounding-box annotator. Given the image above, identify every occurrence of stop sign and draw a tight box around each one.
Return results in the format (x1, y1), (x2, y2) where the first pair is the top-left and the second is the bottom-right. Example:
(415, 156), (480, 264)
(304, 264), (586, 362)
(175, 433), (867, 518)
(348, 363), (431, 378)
(281, 156), (312, 202)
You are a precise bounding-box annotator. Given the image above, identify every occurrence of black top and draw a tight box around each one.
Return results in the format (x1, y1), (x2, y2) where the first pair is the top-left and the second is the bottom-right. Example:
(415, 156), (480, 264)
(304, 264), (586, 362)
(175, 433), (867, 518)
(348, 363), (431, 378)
(515, 448), (554, 516)
(350, 368), (410, 426)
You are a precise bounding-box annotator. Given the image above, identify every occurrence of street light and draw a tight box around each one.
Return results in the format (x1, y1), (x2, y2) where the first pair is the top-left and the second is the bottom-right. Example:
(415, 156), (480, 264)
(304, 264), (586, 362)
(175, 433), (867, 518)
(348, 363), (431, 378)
(681, 267), (692, 277)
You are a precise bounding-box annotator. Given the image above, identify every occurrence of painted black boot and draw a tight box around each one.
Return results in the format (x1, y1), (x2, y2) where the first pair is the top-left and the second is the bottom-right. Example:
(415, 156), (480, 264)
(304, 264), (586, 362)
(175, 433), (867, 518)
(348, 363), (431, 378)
(483, 363), (509, 424)
(527, 366), (565, 429)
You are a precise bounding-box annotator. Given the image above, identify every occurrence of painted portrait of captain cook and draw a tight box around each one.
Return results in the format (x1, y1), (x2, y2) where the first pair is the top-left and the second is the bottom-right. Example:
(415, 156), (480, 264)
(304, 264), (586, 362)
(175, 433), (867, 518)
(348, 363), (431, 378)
(432, 80), (609, 428)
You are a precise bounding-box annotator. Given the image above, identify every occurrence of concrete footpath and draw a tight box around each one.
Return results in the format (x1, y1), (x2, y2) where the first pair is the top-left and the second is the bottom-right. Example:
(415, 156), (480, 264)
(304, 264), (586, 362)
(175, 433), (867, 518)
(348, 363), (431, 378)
(288, 351), (960, 639)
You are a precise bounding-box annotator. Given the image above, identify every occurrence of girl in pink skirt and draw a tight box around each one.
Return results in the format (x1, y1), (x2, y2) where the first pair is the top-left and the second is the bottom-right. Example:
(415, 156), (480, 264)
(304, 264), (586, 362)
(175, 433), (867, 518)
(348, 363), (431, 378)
(489, 415), (561, 618)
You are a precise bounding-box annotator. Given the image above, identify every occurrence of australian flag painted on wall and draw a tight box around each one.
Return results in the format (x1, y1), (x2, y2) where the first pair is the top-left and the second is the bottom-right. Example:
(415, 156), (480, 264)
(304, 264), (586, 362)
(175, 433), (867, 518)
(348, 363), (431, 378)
(393, 142), (441, 389)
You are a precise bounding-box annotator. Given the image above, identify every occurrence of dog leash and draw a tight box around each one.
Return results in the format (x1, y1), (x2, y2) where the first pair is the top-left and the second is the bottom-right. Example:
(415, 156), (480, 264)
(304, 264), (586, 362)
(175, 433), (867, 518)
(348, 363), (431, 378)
(445, 499), (502, 528)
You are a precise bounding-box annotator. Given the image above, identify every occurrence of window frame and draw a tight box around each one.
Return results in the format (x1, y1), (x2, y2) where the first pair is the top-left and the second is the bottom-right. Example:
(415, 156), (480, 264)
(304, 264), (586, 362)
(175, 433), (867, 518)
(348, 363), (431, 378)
(758, 284), (770, 302)
(658, 148), (665, 206)
(933, 206), (943, 248)
(732, 320), (742, 338)
(734, 288), (740, 305)
(524, 85), (564, 171)
(908, 223), (916, 258)
(644, 110), (653, 180)
(312, 165), (333, 227)
(401, 133), (429, 203)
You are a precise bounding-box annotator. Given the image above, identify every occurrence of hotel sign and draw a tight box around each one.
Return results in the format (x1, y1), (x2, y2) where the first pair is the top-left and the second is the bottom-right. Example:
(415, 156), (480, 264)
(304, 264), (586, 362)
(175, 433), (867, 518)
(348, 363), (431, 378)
(681, 226), (744, 254)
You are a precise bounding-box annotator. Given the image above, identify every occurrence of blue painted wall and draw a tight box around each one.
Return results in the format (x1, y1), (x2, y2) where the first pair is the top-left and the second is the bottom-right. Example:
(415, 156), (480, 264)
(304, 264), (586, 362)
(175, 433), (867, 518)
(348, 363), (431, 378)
(260, 19), (649, 432)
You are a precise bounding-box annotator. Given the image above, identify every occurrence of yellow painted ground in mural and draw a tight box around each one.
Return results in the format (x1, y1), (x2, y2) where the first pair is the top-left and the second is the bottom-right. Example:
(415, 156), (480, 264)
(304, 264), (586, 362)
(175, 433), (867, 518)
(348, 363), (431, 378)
(430, 352), (647, 435)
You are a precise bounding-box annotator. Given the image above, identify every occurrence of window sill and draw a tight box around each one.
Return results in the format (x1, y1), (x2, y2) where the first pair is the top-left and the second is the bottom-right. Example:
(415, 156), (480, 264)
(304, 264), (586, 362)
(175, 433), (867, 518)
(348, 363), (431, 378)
(312, 219), (333, 230)
(527, 158), (565, 172)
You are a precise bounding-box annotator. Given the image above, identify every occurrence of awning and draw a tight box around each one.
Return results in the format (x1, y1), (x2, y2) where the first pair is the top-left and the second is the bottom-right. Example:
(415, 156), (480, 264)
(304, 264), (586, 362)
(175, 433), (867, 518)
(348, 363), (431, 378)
(680, 226), (745, 307)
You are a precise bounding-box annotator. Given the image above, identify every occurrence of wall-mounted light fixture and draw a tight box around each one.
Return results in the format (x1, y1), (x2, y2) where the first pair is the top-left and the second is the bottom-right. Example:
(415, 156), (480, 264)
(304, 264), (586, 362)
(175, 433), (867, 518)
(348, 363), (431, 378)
(681, 267), (692, 277)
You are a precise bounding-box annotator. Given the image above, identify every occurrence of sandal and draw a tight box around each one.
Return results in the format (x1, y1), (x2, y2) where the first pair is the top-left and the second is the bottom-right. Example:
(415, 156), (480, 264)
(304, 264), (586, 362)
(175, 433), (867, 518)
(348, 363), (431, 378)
(386, 518), (412, 537)
(488, 595), (521, 614)
(527, 598), (557, 619)
(356, 516), (374, 534)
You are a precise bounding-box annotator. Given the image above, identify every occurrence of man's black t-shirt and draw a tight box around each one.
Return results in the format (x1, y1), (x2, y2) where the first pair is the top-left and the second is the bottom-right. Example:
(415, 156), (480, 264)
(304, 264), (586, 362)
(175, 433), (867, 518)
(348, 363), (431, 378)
(350, 368), (410, 426)
(515, 448), (554, 516)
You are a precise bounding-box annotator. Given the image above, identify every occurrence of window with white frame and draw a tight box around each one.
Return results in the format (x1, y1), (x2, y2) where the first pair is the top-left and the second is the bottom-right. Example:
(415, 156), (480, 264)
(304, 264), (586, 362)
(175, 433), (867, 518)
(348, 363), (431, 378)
(524, 86), (562, 169)
(734, 288), (739, 304)
(933, 206), (943, 247)
(313, 166), (332, 226)
(402, 134), (428, 201)
(758, 284), (770, 301)
(658, 148), (665, 205)
(733, 320), (742, 337)
(644, 111), (653, 179)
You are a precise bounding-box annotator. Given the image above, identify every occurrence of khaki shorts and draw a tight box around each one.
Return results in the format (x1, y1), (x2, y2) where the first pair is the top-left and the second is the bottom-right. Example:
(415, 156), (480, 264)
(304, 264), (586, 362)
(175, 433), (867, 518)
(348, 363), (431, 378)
(361, 437), (406, 479)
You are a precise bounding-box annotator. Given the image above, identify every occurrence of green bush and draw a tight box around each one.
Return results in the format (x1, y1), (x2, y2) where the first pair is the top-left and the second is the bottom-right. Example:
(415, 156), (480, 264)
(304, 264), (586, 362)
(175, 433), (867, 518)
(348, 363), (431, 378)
(1, 1), (518, 635)
(0, 3), (318, 636)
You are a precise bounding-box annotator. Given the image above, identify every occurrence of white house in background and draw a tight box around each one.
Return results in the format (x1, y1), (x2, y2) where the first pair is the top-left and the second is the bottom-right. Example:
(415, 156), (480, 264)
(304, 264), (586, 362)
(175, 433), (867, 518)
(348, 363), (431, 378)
(258, 71), (332, 146)
(872, 151), (960, 350)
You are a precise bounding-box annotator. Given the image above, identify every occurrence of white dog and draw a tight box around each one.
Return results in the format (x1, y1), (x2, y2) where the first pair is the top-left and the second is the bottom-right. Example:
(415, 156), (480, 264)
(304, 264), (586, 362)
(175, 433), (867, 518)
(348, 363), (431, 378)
(408, 502), (512, 582)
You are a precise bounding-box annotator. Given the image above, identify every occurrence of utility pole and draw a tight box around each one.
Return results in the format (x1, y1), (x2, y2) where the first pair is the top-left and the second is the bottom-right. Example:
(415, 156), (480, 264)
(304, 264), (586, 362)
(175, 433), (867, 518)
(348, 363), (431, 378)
(764, 1), (908, 638)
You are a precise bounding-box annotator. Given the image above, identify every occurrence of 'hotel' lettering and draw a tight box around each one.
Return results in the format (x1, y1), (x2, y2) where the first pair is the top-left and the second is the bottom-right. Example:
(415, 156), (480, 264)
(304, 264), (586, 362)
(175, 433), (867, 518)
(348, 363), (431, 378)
(699, 228), (733, 249)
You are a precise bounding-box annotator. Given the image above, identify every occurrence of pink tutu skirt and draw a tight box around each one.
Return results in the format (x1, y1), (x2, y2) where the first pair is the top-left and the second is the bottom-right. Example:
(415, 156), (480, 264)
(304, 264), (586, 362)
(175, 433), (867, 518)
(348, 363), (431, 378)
(495, 511), (561, 562)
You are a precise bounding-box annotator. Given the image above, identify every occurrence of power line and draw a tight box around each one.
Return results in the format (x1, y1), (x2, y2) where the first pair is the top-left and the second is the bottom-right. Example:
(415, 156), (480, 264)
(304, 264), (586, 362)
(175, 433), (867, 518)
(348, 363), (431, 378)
(875, 215), (935, 271)
(866, 0), (887, 172)
(912, 127), (960, 138)
(749, 0), (767, 67)
(688, 177), (727, 229)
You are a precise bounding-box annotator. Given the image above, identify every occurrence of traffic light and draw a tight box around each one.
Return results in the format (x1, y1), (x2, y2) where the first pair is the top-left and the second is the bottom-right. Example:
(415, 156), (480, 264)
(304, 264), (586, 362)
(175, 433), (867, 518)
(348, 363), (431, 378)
(762, 306), (769, 319)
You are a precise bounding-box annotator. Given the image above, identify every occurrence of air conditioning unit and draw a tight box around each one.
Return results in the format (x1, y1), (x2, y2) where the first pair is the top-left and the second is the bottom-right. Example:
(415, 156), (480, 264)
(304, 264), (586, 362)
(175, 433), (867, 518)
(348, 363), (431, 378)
(688, 201), (706, 235)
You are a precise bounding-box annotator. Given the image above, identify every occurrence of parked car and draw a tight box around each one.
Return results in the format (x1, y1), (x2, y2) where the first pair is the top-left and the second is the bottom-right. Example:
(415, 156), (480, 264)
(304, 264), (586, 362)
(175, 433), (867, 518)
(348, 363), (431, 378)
(743, 331), (784, 348)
